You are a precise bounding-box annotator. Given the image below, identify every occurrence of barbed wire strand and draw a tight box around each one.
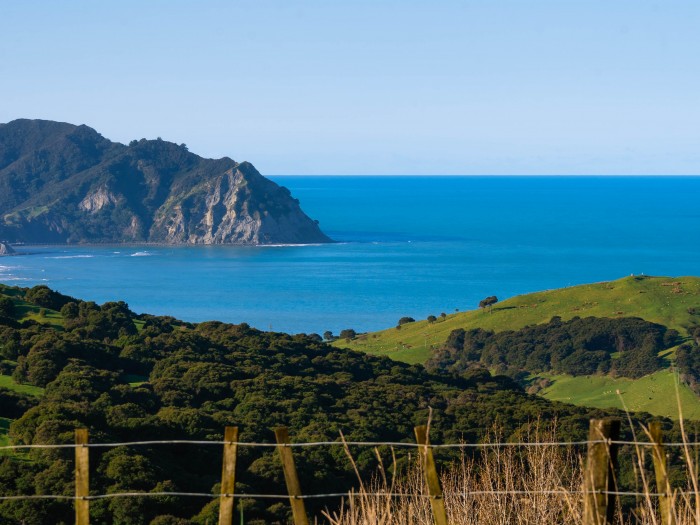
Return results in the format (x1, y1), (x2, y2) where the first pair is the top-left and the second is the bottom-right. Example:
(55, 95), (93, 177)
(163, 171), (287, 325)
(8, 438), (700, 451)
(3, 489), (700, 502)
(0, 439), (605, 451)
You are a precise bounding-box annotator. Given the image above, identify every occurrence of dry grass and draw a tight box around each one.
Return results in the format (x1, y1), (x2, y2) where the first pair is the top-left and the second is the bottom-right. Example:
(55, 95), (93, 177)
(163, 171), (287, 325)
(321, 422), (700, 525)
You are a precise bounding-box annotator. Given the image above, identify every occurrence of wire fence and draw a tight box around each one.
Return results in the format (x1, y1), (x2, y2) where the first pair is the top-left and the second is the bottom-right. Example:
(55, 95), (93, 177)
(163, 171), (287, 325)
(0, 438), (601, 450)
(0, 419), (692, 525)
(4, 437), (700, 451)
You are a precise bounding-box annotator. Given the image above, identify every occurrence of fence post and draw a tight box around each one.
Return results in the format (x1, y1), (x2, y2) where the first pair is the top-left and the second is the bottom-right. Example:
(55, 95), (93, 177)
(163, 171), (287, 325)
(75, 428), (89, 525)
(583, 419), (621, 525)
(218, 426), (239, 525)
(650, 421), (674, 525)
(274, 427), (309, 525)
(414, 425), (448, 525)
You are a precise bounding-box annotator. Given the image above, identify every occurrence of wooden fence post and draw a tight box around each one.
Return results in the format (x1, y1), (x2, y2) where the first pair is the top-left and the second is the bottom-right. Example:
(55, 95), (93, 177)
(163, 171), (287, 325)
(414, 425), (448, 525)
(218, 426), (239, 525)
(583, 419), (621, 525)
(274, 427), (309, 525)
(650, 421), (674, 525)
(75, 428), (89, 525)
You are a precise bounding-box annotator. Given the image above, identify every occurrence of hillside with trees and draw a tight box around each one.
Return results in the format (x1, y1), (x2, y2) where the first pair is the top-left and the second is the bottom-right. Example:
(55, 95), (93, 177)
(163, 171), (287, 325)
(335, 276), (700, 417)
(426, 316), (679, 380)
(0, 283), (641, 524)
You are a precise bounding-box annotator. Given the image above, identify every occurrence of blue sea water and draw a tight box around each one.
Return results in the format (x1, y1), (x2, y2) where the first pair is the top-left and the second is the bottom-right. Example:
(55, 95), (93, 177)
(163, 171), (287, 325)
(1, 176), (698, 335)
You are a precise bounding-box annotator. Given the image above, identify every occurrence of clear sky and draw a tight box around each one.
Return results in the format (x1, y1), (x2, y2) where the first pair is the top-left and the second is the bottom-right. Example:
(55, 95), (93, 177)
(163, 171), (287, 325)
(1, 0), (698, 175)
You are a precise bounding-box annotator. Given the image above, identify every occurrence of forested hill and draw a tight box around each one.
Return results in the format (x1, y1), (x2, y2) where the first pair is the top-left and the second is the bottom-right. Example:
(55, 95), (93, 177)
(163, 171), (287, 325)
(427, 316), (680, 380)
(335, 275), (700, 418)
(0, 119), (331, 245)
(0, 283), (638, 524)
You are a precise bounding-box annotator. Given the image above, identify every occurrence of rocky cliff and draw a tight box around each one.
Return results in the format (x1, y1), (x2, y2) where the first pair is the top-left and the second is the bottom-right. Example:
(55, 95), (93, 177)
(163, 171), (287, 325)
(0, 242), (15, 256)
(0, 119), (332, 245)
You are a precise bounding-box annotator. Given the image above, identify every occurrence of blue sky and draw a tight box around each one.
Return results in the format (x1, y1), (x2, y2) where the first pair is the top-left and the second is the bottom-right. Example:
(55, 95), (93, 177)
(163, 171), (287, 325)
(1, 1), (698, 175)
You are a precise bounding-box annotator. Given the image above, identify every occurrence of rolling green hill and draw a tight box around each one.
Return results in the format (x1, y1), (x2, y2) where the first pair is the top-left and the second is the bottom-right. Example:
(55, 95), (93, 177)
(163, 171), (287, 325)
(334, 275), (700, 419)
(336, 275), (700, 363)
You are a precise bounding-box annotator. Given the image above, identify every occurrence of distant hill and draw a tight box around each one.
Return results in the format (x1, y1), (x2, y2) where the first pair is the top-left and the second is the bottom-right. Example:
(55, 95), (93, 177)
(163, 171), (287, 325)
(337, 276), (700, 362)
(335, 275), (700, 418)
(0, 119), (332, 245)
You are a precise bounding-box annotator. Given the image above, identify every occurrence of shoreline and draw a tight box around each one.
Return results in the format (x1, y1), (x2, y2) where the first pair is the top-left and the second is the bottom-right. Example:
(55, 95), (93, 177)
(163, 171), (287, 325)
(5, 240), (336, 248)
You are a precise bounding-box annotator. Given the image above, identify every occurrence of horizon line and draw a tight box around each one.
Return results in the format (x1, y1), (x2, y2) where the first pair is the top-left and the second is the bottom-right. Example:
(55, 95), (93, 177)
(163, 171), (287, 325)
(268, 173), (700, 177)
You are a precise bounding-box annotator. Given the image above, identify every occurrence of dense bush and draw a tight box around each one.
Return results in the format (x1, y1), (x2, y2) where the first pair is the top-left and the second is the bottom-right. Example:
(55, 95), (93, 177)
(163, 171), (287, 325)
(427, 316), (677, 380)
(0, 296), (14, 318)
(24, 285), (76, 311)
(677, 340), (700, 395)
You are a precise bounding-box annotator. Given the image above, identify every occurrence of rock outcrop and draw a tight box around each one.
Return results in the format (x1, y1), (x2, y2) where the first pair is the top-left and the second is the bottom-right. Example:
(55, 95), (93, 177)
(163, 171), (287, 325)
(0, 119), (332, 245)
(0, 242), (15, 256)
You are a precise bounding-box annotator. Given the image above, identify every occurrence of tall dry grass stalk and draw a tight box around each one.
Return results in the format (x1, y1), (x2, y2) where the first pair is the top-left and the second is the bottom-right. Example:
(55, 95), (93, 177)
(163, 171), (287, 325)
(321, 421), (700, 525)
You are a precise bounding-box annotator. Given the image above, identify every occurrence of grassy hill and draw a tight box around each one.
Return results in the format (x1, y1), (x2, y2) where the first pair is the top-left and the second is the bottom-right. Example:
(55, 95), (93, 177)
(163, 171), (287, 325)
(336, 275), (700, 364)
(537, 369), (700, 420)
(334, 275), (700, 419)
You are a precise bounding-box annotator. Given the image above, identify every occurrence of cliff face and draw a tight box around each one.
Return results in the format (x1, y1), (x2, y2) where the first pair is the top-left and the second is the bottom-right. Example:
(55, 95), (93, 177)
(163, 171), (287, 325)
(0, 119), (331, 245)
(149, 162), (325, 244)
(0, 242), (15, 256)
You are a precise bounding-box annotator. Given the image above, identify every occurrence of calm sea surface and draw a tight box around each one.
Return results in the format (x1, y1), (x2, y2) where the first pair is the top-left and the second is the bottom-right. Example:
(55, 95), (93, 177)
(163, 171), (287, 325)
(1, 176), (698, 335)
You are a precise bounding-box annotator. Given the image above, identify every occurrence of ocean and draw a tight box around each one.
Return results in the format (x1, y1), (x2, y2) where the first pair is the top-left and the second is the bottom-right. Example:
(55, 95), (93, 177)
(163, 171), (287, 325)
(1, 176), (698, 335)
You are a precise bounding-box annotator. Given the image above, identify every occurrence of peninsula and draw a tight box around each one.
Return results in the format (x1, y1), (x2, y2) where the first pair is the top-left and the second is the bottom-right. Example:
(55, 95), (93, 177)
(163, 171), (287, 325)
(0, 119), (331, 245)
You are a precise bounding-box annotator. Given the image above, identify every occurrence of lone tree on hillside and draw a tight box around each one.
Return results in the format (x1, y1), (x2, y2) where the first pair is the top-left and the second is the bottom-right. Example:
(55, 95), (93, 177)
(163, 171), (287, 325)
(398, 317), (415, 326)
(479, 295), (499, 313)
(339, 328), (357, 340)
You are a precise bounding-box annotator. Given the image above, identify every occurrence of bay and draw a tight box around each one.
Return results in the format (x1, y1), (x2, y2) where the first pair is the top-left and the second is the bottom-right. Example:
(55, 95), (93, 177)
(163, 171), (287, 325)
(1, 176), (698, 335)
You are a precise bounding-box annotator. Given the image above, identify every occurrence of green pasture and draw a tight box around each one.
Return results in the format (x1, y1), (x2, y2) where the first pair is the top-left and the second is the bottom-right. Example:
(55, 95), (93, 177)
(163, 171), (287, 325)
(337, 275), (700, 364)
(536, 369), (700, 420)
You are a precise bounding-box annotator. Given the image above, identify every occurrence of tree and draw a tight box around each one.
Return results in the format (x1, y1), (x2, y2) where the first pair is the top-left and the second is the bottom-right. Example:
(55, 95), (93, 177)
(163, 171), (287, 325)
(398, 317), (415, 326)
(339, 329), (356, 340)
(25, 285), (76, 311)
(60, 302), (79, 319)
(427, 315), (437, 324)
(0, 297), (14, 318)
(479, 296), (499, 313)
(323, 331), (334, 341)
